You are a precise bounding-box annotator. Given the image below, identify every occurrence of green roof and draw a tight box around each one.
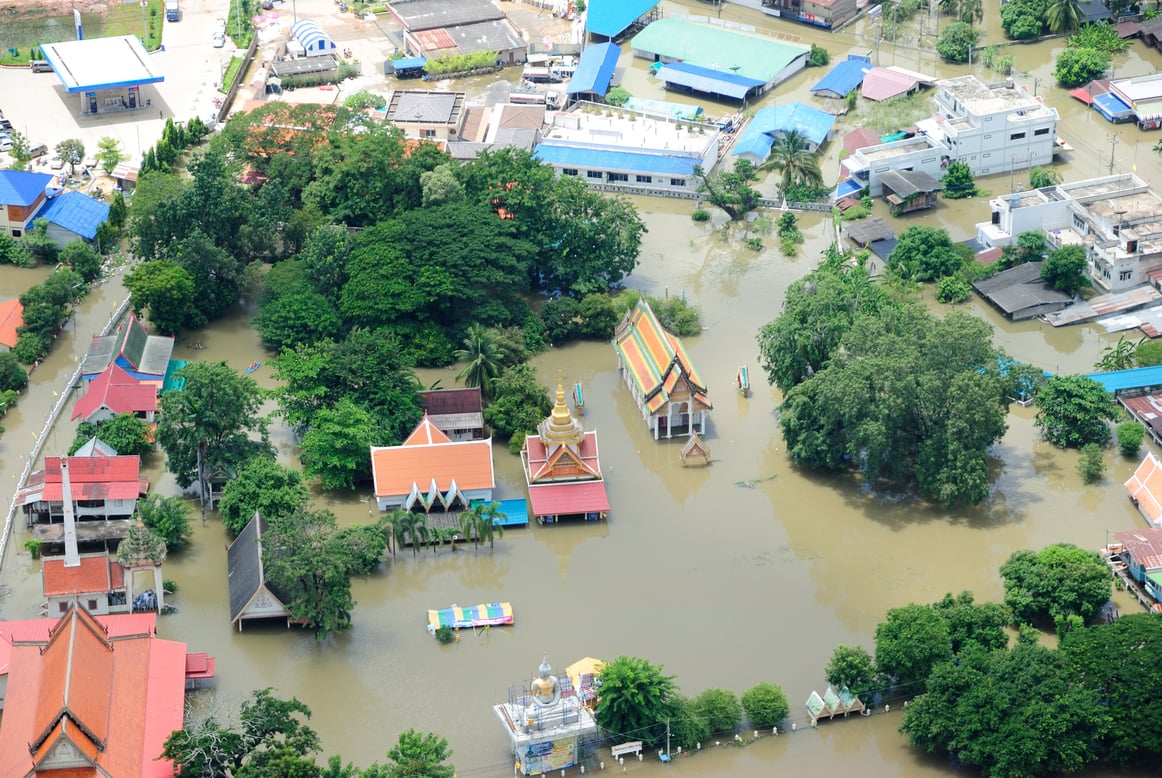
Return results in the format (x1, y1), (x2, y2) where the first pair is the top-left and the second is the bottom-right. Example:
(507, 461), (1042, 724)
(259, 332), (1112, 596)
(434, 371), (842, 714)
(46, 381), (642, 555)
(630, 18), (808, 84)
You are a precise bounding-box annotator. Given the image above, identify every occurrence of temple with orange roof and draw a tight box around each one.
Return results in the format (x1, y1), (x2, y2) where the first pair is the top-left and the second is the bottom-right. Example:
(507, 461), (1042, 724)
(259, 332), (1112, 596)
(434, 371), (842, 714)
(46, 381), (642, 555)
(370, 415), (494, 512)
(612, 299), (711, 440)
(521, 376), (609, 524)
(0, 605), (213, 778)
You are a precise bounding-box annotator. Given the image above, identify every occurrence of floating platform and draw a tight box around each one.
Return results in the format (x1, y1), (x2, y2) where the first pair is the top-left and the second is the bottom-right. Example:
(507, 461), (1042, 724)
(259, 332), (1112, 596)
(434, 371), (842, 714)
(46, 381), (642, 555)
(427, 602), (513, 632)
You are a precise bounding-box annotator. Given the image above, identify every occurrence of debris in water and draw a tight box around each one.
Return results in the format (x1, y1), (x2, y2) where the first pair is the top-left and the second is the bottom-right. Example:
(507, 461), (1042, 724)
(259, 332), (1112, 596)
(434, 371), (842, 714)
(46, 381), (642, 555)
(735, 474), (776, 489)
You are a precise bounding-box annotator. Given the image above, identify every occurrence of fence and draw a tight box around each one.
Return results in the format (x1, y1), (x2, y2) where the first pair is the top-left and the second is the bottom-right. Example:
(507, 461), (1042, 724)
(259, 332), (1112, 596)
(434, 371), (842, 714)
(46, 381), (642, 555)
(583, 181), (832, 213)
(218, 30), (260, 124)
(0, 296), (132, 572)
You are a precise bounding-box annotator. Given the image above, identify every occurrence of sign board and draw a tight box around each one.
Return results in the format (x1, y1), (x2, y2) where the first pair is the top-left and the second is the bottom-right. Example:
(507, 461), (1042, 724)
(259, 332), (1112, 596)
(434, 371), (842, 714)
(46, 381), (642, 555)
(868, 3), (883, 16)
(611, 741), (643, 758)
(75, 9), (83, 39)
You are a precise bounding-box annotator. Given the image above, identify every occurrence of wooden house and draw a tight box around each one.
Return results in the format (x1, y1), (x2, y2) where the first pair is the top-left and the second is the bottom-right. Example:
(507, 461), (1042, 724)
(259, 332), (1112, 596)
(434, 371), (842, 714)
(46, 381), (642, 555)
(18, 456), (146, 548)
(1113, 527), (1162, 605)
(41, 552), (128, 616)
(226, 512), (294, 630)
(521, 378), (609, 524)
(612, 300), (711, 440)
(879, 169), (943, 216)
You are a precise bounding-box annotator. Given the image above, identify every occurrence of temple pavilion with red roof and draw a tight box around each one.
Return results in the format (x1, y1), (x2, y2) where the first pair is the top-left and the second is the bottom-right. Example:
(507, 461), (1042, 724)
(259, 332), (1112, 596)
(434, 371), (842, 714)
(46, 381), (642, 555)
(612, 299), (711, 440)
(71, 363), (159, 424)
(371, 415), (494, 512)
(521, 377), (609, 524)
(0, 605), (213, 778)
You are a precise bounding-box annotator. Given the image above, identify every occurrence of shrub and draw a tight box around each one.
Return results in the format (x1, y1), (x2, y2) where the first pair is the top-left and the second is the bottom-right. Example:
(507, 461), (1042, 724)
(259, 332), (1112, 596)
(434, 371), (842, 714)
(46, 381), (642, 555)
(669, 696), (711, 750)
(695, 688), (743, 734)
(691, 209), (711, 222)
(936, 276), (973, 304)
(745, 237), (764, 252)
(807, 43), (830, 67)
(1054, 47), (1112, 88)
(434, 625), (454, 644)
(1078, 442), (1104, 484)
(163, 579), (179, 594)
(1117, 421), (1145, 458)
(344, 90), (387, 109)
(741, 683), (789, 729)
(24, 539), (42, 559)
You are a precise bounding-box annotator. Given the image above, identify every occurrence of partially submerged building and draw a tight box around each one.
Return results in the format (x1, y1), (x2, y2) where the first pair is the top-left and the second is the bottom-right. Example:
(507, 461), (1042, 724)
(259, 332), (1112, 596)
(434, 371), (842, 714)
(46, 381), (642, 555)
(384, 90), (466, 140)
(226, 512), (295, 630)
(386, 0), (527, 66)
(731, 102), (835, 165)
(565, 42), (620, 104)
(534, 103), (720, 193)
(810, 54), (871, 99)
(612, 299), (711, 440)
(972, 262), (1073, 320)
(18, 455), (146, 535)
(585, 0), (660, 41)
(879, 169), (944, 215)
(79, 315), (175, 384)
(1125, 451), (1162, 527)
(371, 415), (494, 512)
(733, 0), (859, 30)
(71, 363), (159, 425)
(419, 387), (484, 441)
(1111, 526), (1162, 605)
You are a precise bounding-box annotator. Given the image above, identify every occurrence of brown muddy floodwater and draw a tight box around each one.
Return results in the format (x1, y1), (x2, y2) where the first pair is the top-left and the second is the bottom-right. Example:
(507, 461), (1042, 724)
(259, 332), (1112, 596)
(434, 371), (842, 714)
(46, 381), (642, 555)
(3, 2), (1162, 775)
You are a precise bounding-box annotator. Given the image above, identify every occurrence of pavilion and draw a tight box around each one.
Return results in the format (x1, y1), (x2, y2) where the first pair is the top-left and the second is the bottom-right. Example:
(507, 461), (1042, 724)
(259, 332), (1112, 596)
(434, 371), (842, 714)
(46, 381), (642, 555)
(520, 377), (609, 524)
(370, 415), (494, 512)
(39, 35), (164, 115)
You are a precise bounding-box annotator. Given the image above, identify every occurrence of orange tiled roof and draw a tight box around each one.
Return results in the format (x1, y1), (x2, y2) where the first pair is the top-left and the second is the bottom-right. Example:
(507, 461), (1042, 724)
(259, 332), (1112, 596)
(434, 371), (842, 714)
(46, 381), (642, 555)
(0, 298), (22, 349)
(612, 300), (710, 415)
(1114, 526), (1162, 570)
(42, 553), (124, 597)
(1125, 451), (1162, 526)
(371, 418), (494, 498)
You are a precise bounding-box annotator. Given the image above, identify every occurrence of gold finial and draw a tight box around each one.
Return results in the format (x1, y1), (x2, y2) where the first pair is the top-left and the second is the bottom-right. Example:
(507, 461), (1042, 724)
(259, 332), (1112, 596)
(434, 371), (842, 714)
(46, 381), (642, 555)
(551, 371), (572, 426)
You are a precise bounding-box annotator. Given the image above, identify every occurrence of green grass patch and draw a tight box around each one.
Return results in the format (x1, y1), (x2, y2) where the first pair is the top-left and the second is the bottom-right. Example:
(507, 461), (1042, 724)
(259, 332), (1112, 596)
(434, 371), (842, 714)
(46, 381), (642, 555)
(220, 55), (244, 92)
(102, 0), (164, 50)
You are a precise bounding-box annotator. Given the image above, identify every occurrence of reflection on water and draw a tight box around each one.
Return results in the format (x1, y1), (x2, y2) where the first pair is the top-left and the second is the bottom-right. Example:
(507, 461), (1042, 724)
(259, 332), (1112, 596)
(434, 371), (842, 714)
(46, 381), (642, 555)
(2, 3), (1162, 774)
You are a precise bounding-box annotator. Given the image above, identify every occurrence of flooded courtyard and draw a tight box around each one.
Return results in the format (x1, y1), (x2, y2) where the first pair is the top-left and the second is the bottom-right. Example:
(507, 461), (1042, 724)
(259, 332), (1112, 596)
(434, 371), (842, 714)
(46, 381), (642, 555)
(3, 0), (1162, 775)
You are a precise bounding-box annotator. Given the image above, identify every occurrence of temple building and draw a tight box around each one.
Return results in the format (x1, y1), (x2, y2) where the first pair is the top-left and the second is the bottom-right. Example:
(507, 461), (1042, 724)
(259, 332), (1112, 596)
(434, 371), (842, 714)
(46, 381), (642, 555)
(493, 657), (599, 775)
(612, 299), (711, 439)
(521, 377), (609, 524)
(370, 415), (494, 512)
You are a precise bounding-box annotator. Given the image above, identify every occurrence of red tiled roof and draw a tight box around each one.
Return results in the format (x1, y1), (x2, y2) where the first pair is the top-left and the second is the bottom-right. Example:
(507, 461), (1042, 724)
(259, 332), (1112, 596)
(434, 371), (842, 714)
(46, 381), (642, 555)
(1125, 451), (1162, 526)
(524, 431), (603, 482)
(842, 128), (882, 155)
(527, 481), (610, 517)
(976, 247), (1004, 267)
(0, 298), (22, 349)
(42, 554), (125, 597)
(30, 455), (143, 503)
(1114, 527), (1162, 571)
(372, 418), (494, 498)
(71, 363), (159, 421)
(0, 607), (184, 778)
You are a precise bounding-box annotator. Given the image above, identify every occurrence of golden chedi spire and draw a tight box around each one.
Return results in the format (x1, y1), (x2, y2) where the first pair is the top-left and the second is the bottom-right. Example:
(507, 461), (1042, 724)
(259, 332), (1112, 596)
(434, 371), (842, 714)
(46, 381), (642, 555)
(540, 371), (585, 447)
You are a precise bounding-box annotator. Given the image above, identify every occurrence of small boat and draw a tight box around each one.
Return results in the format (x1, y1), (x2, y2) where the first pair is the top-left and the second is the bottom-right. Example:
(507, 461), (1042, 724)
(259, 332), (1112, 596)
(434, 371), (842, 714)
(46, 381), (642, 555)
(573, 382), (584, 415)
(426, 602), (513, 633)
(245, 360), (261, 373)
(737, 364), (750, 397)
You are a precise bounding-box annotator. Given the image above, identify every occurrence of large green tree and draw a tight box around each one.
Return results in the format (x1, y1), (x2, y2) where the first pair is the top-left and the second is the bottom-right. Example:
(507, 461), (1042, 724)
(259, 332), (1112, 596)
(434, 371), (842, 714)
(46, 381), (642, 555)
(137, 493), (194, 553)
(1041, 244), (1088, 295)
(217, 457), (310, 536)
(695, 160), (761, 221)
(1034, 374), (1116, 448)
(454, 324), (503, 397)
(936, 21), (980, 63)
(824, 645), (879, 702)
(482, 364), (552, 447)
(874, 603), (953, 691)
(1047, 0), (1085, 33)
(761, 130), (824, 193)
(384, 729), (454, 778)
(254, 259), (342, 352)
(694, 688), (743, 734)
(595, 655), (677, 748)
(888, 226), (964, 280)
(0, 351), (29, 393)
(69, 413), (153, 459)
(932, 590), (1011, 653)
(1054, 46), (1112, 88)
(740, 682), (790, 730)
(124, 259), (195, 336)
(999, 544), (1111, 626)
(156, 361), (271, 506)
(299, 398), (380, 490)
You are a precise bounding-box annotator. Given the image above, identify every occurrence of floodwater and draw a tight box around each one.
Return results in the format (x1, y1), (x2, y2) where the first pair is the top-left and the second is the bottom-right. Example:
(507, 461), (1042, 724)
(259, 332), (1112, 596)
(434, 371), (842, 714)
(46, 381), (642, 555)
(0, 11), (104, 52)
(3, 1), (1162, 775)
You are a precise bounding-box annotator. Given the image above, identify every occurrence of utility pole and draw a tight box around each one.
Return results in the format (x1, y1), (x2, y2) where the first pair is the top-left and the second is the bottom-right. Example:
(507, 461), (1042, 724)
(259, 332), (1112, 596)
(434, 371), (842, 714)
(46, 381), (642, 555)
(1107, 133), (1119, 176)
(666, 719), (671, 761)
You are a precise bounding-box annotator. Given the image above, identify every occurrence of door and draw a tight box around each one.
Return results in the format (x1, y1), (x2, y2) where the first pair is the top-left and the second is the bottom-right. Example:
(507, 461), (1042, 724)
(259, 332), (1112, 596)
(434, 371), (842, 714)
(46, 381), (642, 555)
(87, 92), (98, 113)
(127, 87), (137, 109)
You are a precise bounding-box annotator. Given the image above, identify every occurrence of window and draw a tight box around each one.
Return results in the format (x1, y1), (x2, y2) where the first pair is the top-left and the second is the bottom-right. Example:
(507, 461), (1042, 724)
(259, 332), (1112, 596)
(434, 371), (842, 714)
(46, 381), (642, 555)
(671, 178), (685, 187)
(11, 229), (21, 238)
(59, 602), (68, 614)
(562, 168), (578, 176)
(587, 170), (603, 179)
(983, 153), (991, 158)
(88, 599), (98, 611)
(1073, 214), (1087, 231)
(1011, 132), (1026, 140)
(984, 134), (992, 140)
(1120, 270), (1133, 281)
(636, 175), (652, 183)
(1034, 128), (1050, 136)
(607, 172), (628, 182)
(421, 129), (436, 138)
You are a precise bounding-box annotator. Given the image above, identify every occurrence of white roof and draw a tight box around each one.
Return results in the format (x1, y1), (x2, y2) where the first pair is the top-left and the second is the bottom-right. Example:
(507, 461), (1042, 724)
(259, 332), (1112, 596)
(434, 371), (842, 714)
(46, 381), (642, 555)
(40, 35), (164, 93)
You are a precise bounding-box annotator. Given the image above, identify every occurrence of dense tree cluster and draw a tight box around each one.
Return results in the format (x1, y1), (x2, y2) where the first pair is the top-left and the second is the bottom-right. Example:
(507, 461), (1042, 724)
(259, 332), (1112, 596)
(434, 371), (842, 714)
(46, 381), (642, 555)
(69, 413), (153, 458)
(999, 543), (1111, 629)
(1034, 374), (1117, 448)
(14, 265), (88, 364)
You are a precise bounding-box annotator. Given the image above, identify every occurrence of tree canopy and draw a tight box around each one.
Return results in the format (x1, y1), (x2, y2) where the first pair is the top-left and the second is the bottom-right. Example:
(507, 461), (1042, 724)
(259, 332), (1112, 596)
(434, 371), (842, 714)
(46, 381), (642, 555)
(874, 603), (953, 691)
(1034, 374), (1116, 448)
(217, 457), (310, 536)
(595, 655), (677, 748)
(999, 544), (1111, 627)
(888, 226), (964, 280)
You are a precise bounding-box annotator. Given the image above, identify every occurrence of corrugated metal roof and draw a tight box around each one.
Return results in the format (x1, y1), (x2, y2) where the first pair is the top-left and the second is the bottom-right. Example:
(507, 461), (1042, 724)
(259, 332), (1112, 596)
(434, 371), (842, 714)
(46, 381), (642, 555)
(861, 67), (920, 101)
(527, 480), (610, 517)
(657, 62), (761, 101)
(566, 42), (620, 96)
(35, 190), (110, 240)
(0, 171), (53, 208)
(586, 0), (660, 37)
(534, 143), (699, 176)
(730, 103), (835, 160)
(632, 18), (807, 83)
(810, 56), (871, 99)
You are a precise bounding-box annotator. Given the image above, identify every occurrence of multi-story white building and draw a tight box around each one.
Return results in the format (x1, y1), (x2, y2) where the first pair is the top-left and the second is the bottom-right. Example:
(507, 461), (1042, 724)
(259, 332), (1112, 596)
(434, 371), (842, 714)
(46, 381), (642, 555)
(976, 173), (1162, 293)
(840, 135), (950, 197)
(922, 76), (1058, 176)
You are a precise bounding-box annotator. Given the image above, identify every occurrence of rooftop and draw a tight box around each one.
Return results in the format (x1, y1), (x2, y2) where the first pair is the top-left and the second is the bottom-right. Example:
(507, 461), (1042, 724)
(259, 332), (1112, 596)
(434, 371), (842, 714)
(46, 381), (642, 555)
(810, 55), (871, 99)
(1125, 451), (1162, 526)
(35, 190), (111, 240)
(656, 61), (765, 101)
(566, 42), (620, 97)
(879, 169), (943, 197)
(371, 416), (495, 498)
(0, 298), (22, 349)
(586, 0), (660, 37)
(386, 0), (502, 32)
(1114, 526), (1162, 569)
(72, 364), (160, 421)
(0, 170), (53, 207)
(42, 552), (125, 597)
(937, 75), (1049, 117)
(630, 18), (809, 83)
(40, 34), (164, 93)
(612, 299), (710, 415)
(541, 104), (718, 156)
(440, 18), (526, 56)
(972, 261), (1073, 315)
(227, 512), (292, 624)
(385, 90), (465, 125)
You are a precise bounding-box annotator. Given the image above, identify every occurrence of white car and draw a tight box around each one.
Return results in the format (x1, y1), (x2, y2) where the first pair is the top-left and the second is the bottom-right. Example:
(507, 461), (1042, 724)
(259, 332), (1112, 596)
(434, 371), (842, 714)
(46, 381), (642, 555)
(212, 30), (226, 47)
(49, 156), (64, 170)
(0, 137), (13, 152)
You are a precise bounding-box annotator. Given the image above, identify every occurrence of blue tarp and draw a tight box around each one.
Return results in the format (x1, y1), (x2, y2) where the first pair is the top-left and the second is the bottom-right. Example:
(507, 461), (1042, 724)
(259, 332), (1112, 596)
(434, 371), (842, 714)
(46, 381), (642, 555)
(585, 0), (660, 38)
(1094, 92), (1135, 122)
(656, 61), (765, 101)
(810, 56), (870, 99)
(0, 171), (54, 207)
(731, 103), (835, 161)
(35, 191), (109, 240)
(391, 56), (426, 70)
(567, 42), (621, 96)
(534, 143), (698, 176)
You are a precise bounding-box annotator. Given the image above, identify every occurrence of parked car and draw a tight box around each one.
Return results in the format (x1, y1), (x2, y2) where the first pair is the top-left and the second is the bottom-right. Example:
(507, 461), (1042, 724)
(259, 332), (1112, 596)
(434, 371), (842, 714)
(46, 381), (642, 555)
(212, 30), (226, 47)
(0, 137), (13, 152)
(29, 143), (48, 158)
(49, 156), (64, 170)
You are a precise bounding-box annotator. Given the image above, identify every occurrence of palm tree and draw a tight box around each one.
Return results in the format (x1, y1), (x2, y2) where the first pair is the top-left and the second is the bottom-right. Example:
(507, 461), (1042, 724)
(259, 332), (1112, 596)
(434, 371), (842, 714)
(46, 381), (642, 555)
(760, 130), (824, 196)
(397, 512), (430, 556)
(454, 324), (502, 398)
(474, 501), (506, 552)
(1046, 0), (1084, 34)
(957, 0), (983, 24)
(378, 509), (411, 557)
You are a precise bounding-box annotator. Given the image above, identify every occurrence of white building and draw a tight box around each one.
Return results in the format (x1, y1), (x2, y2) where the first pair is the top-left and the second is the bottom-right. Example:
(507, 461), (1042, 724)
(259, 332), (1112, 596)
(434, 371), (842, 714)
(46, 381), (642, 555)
(921, 76), (1058, 177)
(840, 135), (949, 197)
(976, 173), (1162, 293)
(533, 103), (721, 193)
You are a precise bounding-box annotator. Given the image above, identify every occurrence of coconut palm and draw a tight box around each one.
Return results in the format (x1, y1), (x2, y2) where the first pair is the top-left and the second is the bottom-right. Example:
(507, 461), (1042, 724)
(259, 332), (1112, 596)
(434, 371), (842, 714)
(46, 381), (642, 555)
(378, 509), (411, 557)
(760, 130), (824, 195)
(397, 511), (430, 556)
(1047, 0), (1084, 34)
(454, 324), (502, 398)
(957, 0), (983, 24)
(476, 501), (506, 552)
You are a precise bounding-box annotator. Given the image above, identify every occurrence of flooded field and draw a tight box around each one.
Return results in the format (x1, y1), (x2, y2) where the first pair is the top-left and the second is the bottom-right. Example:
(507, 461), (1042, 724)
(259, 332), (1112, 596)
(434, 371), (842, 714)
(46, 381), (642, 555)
(3, 0), (1162, 775)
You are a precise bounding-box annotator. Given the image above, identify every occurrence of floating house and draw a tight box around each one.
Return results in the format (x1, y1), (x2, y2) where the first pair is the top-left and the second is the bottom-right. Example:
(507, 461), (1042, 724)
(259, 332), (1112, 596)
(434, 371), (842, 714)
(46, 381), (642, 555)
(612, 300), (711, 440)
(427, 602), (514, 632)
(494, 657), (599, 776)
(0, 298), (21, 351)
(1112, 527), (1162, 605)
(731, 102), (835, 164)
(371, 415), (495, 512)
(632, 18), (809, 101)
(79, 316), (175, 385)
(0, 605), (208, 778)
(226, 512), (295, 630)
(521, 378), (609, 524)
(1126, 451), (1162, 527)
(71, 363), (159, 424)
(419, 387), (485, 441)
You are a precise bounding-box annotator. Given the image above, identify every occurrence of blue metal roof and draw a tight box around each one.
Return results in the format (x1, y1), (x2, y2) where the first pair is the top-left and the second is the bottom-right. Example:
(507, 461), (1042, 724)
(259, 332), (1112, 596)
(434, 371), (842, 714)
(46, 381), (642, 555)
(534, 144), (698, 176)
(623, 97), (703, 120)
(1094, 92), (1134, 121)
(0, 171), (54, 208)
(836, 178), (863, 198)
(1085, 366), (1162, 393)
(392, 56), (427, 70)
(810, 56), (871, 99)
(567, 42), (620, 96)
(585, 0), (660, 38)
(657, 62), (765, 101)
(35, 191), (110, 240)
(730, 103), (835, 160)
